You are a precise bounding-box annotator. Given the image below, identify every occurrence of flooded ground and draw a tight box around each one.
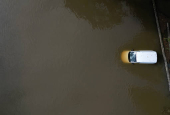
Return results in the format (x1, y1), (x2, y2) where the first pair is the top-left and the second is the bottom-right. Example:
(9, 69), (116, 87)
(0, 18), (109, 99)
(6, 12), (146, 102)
(0, 0), (170, 115)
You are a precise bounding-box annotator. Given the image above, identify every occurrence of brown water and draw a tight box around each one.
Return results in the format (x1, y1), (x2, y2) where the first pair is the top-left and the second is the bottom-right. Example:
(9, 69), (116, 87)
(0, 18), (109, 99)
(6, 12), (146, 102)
(0, 0), (170, 115)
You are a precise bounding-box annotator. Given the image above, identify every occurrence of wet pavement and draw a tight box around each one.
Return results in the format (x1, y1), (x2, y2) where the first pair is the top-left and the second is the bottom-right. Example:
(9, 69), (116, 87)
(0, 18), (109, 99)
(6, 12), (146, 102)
(0, 0), (170, 115)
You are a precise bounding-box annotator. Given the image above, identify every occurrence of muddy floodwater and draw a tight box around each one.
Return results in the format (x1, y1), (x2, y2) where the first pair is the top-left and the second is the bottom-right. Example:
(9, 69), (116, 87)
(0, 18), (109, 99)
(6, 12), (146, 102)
(0, 0), (170, 115)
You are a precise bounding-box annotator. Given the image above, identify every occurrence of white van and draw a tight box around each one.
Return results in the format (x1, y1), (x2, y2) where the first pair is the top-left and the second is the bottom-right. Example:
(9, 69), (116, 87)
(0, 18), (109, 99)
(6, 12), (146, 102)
(128, 50), (157, 64)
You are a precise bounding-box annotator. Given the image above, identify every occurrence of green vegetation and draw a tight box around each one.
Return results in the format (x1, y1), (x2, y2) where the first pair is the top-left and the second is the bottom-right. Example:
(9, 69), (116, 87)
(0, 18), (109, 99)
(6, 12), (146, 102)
(164, 38), (170, 42)
(164, 38), (170, 50)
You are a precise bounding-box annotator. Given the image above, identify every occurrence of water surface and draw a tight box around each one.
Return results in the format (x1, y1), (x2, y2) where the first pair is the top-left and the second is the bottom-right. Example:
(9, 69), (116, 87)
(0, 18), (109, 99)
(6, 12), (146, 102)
(0, 0), (170, 115)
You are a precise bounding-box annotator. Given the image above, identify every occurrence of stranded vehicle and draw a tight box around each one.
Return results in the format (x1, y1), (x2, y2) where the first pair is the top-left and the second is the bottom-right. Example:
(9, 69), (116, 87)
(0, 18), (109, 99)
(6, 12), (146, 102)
(128, 50), (157, 64)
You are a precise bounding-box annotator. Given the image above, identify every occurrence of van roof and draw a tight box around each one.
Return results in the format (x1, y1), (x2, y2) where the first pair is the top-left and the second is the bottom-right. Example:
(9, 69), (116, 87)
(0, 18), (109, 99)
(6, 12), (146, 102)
(136, 51), (157, 63)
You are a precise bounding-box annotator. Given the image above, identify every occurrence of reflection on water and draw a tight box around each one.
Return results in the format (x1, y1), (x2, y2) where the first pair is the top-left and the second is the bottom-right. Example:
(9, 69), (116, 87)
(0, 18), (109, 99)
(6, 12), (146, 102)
(65, 0), (126, 29)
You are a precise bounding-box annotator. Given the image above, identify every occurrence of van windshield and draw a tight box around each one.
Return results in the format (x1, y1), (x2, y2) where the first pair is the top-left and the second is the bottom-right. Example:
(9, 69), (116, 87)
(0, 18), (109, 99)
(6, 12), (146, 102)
(128, 52), (136, 62)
